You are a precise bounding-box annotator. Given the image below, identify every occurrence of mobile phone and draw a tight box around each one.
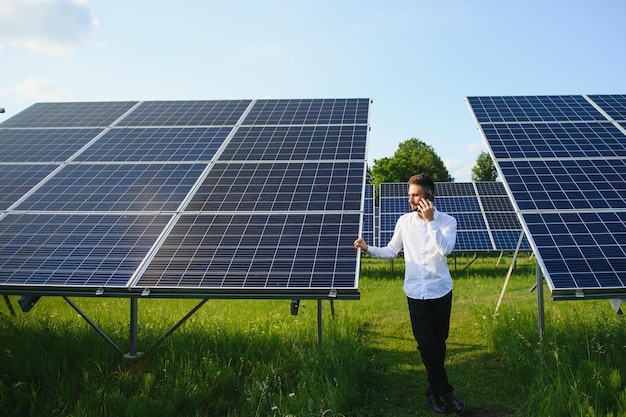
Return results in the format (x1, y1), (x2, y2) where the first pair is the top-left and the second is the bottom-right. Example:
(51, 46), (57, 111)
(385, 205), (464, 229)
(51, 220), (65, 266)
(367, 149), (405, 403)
(415, 192), (434, 213)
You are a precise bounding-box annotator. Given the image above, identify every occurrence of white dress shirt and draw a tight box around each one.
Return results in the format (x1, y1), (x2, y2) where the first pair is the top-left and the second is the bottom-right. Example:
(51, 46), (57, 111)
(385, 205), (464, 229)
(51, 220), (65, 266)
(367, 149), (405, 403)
(366, 209), (457, 300)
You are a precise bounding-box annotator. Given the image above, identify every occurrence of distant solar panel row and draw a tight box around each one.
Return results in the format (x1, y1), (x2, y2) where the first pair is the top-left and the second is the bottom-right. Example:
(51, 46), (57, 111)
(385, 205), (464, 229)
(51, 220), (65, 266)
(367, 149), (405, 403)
(377, 181), (530, 252)
(467, 94), (626, 300)
(0, 99), (370, 298)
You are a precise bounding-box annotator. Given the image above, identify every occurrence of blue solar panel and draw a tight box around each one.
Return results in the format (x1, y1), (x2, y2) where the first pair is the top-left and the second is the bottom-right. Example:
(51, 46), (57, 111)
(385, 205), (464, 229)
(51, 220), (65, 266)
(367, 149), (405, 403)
(475, 181), (507, 196)
(186, 161), (364, 212)
(435, 197), (481, 213)
(378, 181), (528, 252)
(468, 94), (626, 299)
(15, 163), (206, 212)
(378, 192), (409, 247)
(587, 95), (626, 121)
(76, 127), (232, 162)
(379, 182), (406, 198)
(467, 96), (604, 124)
(0, 165), (58, 210)
(0, 128), (104, 163)
(485, 212), (521, 230)
(138, 213), (361, 291)
(524, 212), (626, 290)
(456, 231), (493, 251)
(436, 182), (476, 197)
(243, 99), (370, 125)
(498, 159), (626, 211)
(0, 102), (138, 128)
(0, 98), (370, 298)
(117, 100), (251, 127)
(218, 125), (368, 161)
(454, 212), (488, 230)
(480, 196), (514, 212)
(480, 122), (626, 159)
(0, 213), (170, 287)
(491, 230), (531, 251)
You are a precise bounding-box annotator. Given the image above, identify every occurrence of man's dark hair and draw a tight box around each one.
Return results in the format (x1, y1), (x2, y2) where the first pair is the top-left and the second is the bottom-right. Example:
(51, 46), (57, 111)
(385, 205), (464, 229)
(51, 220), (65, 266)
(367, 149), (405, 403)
(408, 174), (435, 195)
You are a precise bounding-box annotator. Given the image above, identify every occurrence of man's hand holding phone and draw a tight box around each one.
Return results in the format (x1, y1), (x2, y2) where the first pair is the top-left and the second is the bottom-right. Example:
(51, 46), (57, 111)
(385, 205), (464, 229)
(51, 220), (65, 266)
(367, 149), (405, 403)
(417, 192), (435, 222)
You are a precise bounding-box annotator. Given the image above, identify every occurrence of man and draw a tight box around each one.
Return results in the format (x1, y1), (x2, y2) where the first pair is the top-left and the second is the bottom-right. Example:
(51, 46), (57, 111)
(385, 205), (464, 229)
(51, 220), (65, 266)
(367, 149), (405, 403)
(353, 174), (466, 414)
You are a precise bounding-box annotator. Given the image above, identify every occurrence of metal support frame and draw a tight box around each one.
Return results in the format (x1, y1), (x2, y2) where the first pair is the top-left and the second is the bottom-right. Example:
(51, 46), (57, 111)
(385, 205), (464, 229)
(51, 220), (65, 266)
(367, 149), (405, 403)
(494, 231), (525, 316)
(537, 263), (545, 341)
(63, 296), (124, 355)
(317, 299), (323, 348)
(460, 253), (478, 272)
(63, 296), (210, 359)
(496, 251), (504, 265)
(316, 299), (336, 348)
(59, 296), (336, 358)
(128, 298), (140, 359)
(3, 295), (15, 316)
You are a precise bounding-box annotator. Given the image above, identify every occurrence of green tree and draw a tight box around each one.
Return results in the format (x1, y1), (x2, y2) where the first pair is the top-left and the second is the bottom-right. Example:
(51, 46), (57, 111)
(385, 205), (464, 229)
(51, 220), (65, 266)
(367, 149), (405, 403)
(471, 151), (498, 182)
(371, 138), (453, 192)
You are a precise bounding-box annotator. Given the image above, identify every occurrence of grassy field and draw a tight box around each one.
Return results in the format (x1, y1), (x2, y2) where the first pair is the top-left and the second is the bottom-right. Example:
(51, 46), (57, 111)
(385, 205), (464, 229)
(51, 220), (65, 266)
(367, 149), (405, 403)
(1, 254), (626, 416)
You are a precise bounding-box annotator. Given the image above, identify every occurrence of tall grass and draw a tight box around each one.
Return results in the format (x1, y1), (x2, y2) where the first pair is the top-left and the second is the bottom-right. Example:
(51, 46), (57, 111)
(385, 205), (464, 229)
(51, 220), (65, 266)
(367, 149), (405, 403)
(484, 297), (626, 417)
(0, 255), (625, 416)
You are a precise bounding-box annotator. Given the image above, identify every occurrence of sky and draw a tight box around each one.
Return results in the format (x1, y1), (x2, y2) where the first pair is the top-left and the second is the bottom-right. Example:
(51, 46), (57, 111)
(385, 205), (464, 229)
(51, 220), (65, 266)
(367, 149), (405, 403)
(1, 0), (626, 181)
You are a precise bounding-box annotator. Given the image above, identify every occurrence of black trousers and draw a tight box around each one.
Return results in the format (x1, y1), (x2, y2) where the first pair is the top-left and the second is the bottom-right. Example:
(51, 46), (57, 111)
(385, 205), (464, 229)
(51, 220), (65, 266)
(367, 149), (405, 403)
(407, 291), (454, 397)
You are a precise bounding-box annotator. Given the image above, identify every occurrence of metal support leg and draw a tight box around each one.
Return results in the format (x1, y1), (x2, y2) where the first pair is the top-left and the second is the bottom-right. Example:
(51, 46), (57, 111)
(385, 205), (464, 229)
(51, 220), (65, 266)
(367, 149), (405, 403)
(494, 231), (525, 316)
(537, 263), (545, 341)
(461, 253), (478, 272)
(127, 298), (141, 359)
(64, 296), (210, 360)
(63, 297), (124, 355)
(144, 298), (209, 355)
(3, 295), (15, 316)
(317, 299), (323, 348)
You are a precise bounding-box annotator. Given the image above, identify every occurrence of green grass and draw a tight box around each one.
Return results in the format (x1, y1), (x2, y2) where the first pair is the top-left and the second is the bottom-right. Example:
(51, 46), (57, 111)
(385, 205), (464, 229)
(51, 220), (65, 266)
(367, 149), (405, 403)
(1, 254), (626, 416)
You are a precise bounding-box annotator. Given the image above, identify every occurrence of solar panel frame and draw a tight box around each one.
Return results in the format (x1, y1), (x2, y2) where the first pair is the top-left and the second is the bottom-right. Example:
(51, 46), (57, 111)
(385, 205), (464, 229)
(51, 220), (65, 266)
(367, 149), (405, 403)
(362, 184), (375, 246)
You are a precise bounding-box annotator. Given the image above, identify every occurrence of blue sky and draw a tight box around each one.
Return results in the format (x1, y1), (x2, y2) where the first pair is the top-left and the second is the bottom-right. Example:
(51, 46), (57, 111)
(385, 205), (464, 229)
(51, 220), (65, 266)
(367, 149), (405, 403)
(1, 0), (625, 181)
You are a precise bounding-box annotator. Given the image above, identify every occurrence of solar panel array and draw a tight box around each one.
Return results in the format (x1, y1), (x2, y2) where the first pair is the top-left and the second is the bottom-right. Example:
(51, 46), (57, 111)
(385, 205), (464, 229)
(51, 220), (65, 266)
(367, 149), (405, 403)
(378, 181), (530, 252)
(467, 95), (626, 300)
(0, 99), (370, 299)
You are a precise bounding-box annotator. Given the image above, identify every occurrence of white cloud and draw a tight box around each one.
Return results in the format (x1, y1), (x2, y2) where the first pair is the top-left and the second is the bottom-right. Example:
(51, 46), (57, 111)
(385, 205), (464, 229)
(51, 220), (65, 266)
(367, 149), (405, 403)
(444, 157), (475, 182)
(0, 77), (72, 102)
(452, 164), (474, 183)
(465, 140), (487, 154)
(444, 157), (463, 171)
(0, 0), (100, 56)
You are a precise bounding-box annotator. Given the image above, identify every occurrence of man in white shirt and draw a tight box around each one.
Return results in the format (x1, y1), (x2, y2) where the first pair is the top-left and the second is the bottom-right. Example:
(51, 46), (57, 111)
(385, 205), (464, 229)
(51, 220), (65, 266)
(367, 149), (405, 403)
(353, 174), (466, 414)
